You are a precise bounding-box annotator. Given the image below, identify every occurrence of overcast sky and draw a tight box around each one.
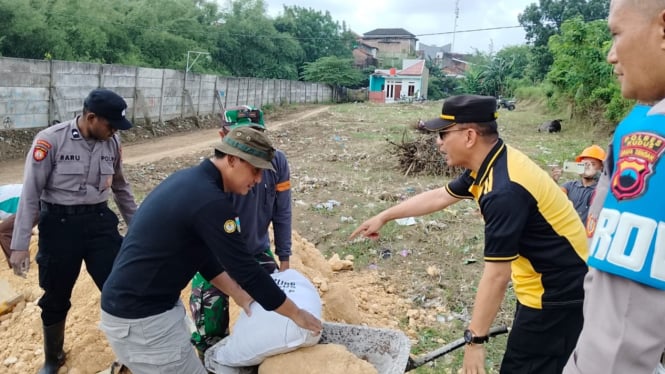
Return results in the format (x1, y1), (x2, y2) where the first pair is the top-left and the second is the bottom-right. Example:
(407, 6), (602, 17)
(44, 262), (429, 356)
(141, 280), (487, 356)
(263, 0), (536, 54)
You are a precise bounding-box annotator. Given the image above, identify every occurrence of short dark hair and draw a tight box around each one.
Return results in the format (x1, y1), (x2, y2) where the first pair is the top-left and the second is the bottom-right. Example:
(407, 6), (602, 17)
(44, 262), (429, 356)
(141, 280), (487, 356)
(458, 122), (499, 140)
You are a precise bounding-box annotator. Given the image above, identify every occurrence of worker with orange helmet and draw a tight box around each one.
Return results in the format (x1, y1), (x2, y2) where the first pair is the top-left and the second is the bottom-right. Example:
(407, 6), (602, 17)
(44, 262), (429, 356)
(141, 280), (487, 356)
(552, 144), (606, 222)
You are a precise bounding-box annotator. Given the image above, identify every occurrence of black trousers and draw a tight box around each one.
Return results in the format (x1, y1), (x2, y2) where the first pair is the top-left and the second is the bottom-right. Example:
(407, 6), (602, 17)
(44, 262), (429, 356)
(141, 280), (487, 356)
(36, 206), (122, 325)
(500, 302), (584, 374)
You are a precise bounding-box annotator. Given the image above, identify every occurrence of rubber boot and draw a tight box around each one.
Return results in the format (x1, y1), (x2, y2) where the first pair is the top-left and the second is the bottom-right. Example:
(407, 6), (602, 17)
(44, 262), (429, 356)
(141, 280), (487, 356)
(38, 320), (66, 374)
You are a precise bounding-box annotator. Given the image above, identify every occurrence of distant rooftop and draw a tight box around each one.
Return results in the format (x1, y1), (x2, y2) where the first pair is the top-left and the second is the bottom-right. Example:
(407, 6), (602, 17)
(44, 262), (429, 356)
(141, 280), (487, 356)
(363, 28), (416, 38)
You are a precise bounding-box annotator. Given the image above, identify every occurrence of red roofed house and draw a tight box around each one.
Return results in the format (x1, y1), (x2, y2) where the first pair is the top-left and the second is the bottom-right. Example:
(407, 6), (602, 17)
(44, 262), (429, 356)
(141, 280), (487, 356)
(368, 59), (429, 103)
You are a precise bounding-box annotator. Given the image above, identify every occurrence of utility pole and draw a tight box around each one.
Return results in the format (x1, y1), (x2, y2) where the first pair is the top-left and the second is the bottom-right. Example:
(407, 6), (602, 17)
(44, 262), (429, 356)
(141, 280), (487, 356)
(451, 0), (460, 53)
(184, 51), (210, 91)
(182, 51), (209, 117)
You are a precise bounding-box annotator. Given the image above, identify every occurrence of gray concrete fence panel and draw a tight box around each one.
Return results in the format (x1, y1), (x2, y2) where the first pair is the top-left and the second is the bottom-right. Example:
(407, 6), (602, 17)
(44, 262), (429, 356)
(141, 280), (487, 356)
(0, 57), (332, 130)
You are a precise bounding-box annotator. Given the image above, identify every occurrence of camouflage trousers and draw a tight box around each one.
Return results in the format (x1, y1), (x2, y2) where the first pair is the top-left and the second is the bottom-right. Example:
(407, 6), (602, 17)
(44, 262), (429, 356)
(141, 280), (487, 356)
(189, 249), (278, 354)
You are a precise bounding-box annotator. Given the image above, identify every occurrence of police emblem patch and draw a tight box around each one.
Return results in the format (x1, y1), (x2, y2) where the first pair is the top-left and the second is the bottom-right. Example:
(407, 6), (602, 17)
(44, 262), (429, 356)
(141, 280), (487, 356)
(611, 132), (665, 200)
(224, 219), (237, 233)
(33, 146), (48, 161)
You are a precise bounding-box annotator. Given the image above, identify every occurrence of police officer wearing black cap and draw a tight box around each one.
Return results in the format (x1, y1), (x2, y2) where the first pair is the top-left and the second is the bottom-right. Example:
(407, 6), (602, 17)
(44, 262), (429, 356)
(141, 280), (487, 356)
(10, 88), (137, 374)
(351, 95), (588, 373)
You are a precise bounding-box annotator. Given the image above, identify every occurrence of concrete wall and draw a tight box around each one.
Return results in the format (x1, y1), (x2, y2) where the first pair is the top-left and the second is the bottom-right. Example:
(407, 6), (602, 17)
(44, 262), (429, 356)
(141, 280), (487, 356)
(0, 57), (334, 130)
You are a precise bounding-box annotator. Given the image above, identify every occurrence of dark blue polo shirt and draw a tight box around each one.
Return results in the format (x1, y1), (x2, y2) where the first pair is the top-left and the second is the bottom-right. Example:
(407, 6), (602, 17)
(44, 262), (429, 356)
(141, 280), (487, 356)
(561, 179), (596, 222)
(101, 159), (286, 318)
(234, 150), (292, 260)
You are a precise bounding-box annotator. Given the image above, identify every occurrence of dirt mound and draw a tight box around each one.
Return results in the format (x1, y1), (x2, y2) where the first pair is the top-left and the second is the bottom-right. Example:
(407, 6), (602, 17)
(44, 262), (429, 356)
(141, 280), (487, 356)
(0, 231), (410, 374)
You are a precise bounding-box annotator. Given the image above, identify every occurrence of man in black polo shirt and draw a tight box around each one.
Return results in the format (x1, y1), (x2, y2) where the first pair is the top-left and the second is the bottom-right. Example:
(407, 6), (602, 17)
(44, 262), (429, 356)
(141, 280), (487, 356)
(351, 95), (588, 373)
(100, 128), (322, 374)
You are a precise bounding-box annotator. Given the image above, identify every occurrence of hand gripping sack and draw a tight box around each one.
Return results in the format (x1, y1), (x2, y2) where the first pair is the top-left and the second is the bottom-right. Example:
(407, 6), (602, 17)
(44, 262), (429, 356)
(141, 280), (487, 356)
(212, 269), (322, 367)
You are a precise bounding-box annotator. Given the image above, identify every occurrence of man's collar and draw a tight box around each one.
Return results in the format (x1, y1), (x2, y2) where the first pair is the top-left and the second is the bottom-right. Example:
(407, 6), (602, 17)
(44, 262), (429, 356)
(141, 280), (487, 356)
(472, 139), (505, 186)
(68, 118), (83, 140)
(201, 158), (224, 190)
(648, 98), (665, 115)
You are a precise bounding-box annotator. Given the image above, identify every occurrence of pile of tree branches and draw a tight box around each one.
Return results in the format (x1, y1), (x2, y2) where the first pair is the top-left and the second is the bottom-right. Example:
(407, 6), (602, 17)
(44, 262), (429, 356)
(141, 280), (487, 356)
(388, 128), (463, 177)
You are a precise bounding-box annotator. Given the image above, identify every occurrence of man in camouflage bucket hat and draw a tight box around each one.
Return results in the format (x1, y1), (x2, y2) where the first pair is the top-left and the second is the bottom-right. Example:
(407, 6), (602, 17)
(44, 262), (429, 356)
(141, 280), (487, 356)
(100, 127), (320, 374)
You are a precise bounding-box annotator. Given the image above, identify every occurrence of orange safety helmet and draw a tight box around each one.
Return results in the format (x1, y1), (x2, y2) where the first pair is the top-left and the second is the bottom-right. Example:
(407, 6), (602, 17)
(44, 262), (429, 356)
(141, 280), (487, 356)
(576, 145), (606, 162)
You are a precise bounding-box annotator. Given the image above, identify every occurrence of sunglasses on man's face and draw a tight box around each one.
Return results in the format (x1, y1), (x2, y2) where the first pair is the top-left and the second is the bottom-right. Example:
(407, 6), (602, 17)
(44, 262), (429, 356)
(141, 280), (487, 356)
(438, 127), (465, 140)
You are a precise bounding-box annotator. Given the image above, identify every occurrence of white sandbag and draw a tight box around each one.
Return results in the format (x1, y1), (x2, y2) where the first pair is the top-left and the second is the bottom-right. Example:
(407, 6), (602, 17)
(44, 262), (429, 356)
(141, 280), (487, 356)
(212, 269), (322, 367)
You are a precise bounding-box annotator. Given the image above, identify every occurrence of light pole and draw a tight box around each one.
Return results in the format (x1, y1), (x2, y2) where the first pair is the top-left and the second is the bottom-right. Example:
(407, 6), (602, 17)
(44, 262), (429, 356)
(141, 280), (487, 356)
(184, 51), (210, 91)
(182, 51), (210, 117)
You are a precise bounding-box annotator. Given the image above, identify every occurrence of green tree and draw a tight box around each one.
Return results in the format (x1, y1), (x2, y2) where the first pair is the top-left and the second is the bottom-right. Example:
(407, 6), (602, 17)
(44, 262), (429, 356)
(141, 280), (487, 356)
(495, 45), (531, 81)
(120, 0), (216, 68)
(274, 6), (353, 64)
(425, 58), (460, 100)
(0, 0), (64, 59)
(547, 16), (627, 122)
(478, 58), (513, 97)
(460, 69), (484, 95)
(214, 0), (303, 79)
(301, 56), (363, 87)
(518, 0), (609, 81)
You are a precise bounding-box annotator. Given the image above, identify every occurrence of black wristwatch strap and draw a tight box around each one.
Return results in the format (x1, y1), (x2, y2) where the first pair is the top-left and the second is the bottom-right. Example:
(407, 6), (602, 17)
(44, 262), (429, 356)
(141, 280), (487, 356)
(464, 329), (489, 344)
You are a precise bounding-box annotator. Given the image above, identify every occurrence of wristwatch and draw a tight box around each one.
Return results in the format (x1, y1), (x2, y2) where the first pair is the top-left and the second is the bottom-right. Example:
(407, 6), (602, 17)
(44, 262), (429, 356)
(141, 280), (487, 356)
(464, 329), (489, 345)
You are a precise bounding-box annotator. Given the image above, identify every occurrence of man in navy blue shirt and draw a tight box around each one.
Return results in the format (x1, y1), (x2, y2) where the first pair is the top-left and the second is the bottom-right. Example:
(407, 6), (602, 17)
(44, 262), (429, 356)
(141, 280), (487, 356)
(100, 127), (321, 374)
(189, 106), (294, 354)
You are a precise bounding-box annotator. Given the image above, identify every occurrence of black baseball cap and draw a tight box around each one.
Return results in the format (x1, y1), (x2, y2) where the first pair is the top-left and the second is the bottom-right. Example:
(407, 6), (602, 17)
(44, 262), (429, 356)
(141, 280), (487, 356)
(424, 95), (498, 131)
(84, 89), (133, 130)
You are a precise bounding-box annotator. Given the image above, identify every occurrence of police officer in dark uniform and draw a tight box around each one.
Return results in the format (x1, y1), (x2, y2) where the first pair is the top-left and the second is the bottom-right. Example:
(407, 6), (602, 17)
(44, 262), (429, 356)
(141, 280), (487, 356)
(9, 88), (138, 374)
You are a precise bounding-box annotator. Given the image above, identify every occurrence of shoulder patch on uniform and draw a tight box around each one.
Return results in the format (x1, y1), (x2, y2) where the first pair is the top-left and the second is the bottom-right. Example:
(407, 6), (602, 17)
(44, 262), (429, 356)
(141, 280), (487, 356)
(33, 145), (49, 161)
(36, 139), (52, 149)
(224, 219), (237, 233)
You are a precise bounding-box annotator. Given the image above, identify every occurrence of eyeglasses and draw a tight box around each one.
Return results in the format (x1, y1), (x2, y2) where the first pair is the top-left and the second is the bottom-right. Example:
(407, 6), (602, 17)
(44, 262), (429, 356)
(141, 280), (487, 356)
(438, 128), (465, 140)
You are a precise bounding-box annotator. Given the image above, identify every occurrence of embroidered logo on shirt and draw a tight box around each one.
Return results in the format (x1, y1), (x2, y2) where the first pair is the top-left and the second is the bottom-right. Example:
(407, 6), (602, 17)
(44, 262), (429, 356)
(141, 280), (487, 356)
(71, 128), (81, 139)
(32, 139), (51, 161)
(224, 219), (237, 233)
(33, 146), (48, 161)
(611, 132), (665, 200)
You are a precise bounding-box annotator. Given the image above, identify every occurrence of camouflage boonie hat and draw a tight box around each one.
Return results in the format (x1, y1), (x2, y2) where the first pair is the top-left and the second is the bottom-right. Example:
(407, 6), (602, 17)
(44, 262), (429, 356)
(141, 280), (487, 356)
(215, 127), (275, 171)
